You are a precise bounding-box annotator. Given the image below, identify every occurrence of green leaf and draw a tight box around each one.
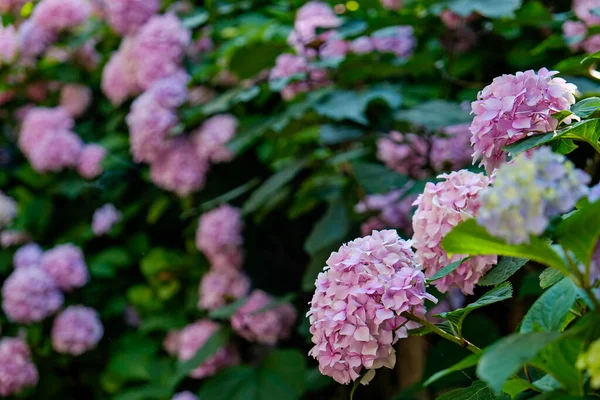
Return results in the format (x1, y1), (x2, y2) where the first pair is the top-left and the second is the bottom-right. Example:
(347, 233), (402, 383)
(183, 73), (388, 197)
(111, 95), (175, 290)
(89, 247), (132, 278)
(314, 85), (402, 125)
(530, 339), (584, 394)
(572, 97), (600, 118)
(539, 268), (564, 289)
(167, 327), (231, 388)
(581, 50), (600, 64)
(140, 248), (189, 277)
(395, 100), (472, 130)
(209, 297), (248, 320)
(198, 350), (307, 400)
(243, 159), (307, 214)
(478, 257), (528, 286)
(138, 314), (186, 333)
(445, 0), (522, 18)
(439, 283), (513, 333)
(428, 257), (471, 282)
(319, 125), (363, 144)
(477, 332), (561, 392)
(502, 379), (535, 399)
(146, 196), (170, 224)
(555, 200), (600, 268)
(113, 386), (171, 400)
(436, 381), (502, 400)
(555, 118), (600, 153)
(351, 162), (409, 194)
(304, 196), (349, 255)
(229, 42), (288, 79)
(520, 278), (578, 333)
(181, 9), (208, 29)
(503, 133), (555, 156)
(424, 352), (482, 386)
(442, 220), (569, 275)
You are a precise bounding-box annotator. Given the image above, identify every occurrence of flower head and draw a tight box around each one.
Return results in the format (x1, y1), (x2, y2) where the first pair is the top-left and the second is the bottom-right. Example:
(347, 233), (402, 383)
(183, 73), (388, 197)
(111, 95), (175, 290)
(60, 84), (92, 117)
(412, 170), (496, 294)
(355, 190), (417, 236)
(32, 0), (92, 31)
(470, 68), (577, 173)
(92, 204), (122, 236)
(429, 124), (473, 173)
(13, 243), (43, 269)
(371, 26), (415, 57)
(290, 1), (340, 45)
(574, 0), (600, 26)
(52, 306), (103, 355)
(0, 338), (38, 396)
(0, 191), (17, 229)
(308, 230), (435, 384)
(77, 144), (106, 179)
(195, 205), (244, 270)
(2, 267), (63, 323)
(17, 19), (56, 60)
(176, 320), (238, 379)
(193, 114), (238, 163)
(105, 0), (160, 35)
(198, 268), (250, 310)
(41, 244), (89, 291)
(377, 132), (429, 179)
(0, 24), (18, 64)
(231, 289), (296, 345)
(477, 147), (590, 244)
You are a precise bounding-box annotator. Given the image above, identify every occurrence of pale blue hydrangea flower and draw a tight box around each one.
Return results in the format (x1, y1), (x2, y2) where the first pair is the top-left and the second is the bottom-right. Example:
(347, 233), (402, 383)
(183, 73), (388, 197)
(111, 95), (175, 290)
(477, 147), (590, 244)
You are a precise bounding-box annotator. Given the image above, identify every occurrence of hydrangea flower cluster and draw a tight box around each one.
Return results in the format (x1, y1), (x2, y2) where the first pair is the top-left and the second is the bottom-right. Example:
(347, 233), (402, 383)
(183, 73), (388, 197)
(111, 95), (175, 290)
(18, 107), (106, 176)
(196, 205), (245, 270)
(470, 68), (578, 173)
(41, 244), (89, 291)
(288, 1), (341, 53)
(104, 0), (160, 35)
(2, 267), (64, 323)
(59, 84), (92, 118)
(0, 24), (18, 64)
(0, 230), (30, 248)
(198, 268), (250, 311)
(412, 170), (497, 294)
(307, 230), (436, 384)
(171, 320), (238, 379)
(0, 337), (39, 396)
(563, 0), (600, 53)
(92, 203), (123, 236)
(172, 392), (198, 400)
(231, 290), (297, 345)
(430, 124), (473, 172)
(0, 190), (17, 229)
(13, 243), (43, 269)
(101, 13), (190, 104)
(477, 147), (590, 244)
(355, 190), (417, 236)
(126, 74), (239, 195)
(51, 306), (104, 355)
(269, 53), (329, 100)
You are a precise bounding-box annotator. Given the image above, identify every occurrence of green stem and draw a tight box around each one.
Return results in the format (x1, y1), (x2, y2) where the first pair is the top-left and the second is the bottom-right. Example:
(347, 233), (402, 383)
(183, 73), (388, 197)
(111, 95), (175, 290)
(403, 313), (481, 353)
(349, 379), (360, 400)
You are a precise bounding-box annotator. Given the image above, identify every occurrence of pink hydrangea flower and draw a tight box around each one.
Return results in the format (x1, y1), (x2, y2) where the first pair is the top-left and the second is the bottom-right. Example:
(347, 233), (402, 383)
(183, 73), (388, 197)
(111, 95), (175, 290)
(372, 26), (415, 57)
(320, 38), (349, 58)
(381, 0), (402, 10)
(19, 107), (73, 156)
(173, 392), (198, 400)
(77, 144), (106, 179)
(17, 19), (57, 60)
(355, 190), (417, 236)
(193, 114), (238, 163)
(60, 84), (92, 117)
(0, 190), (17, 229)
(198, 268), (250, 310)
(32, 0), (92, 31)
(350, 36), (375, 54)
(563, 20), (587, 50)
(177, 320), (238, 379)
(41, 244), (89, 291)
(105, 0), (160, 35)
(13, 243), (43, 269)
(470, 68), (577, 174)
(92, 203), (122, 236)
(377, 132), (429, 179)
(2, 267), (64, 323)
(574, 0), (600, 26)
(195, 205), (244, 270)
(231, 289), (296, 345)
(290, 1), (340, 45)
(0, 231), (30, 248)
(52, 306), (104, 355)
(163, 329), (181, 355)
(429, 124), (473, 172)
(0, 338), (38, 396)
(270, 54), (307, 80)
(0, 0), (28, 14)
(307, 230), (436, 385)
(101, 39), (139, 105)
(583, 34), (600, 53)
(412, 170), (497, 294)
(0, 24), (18, 64)
(149, 138), (209, 196)
(28, 129), (83, 173)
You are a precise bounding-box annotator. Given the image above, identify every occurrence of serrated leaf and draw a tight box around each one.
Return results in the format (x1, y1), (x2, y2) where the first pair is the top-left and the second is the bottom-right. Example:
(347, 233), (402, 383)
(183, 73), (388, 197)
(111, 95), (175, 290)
(555, 199), (600, 269)
(539, 268), (564, 289)
(428, 257), (471, 282)
(243, 159), (307, 214)
(439, 283), (513, 334)
(520, 278), (578, 333)
(477, 332), (562, 392)
(478, 257), (528, 286)
(442, 220), (569, 275)
(424, 352), (482, 386)
(436, 381), (502, 400)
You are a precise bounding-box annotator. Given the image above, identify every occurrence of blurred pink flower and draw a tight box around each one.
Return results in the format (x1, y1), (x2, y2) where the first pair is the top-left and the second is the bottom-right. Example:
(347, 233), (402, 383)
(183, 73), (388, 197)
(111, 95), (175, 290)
(92, 204), (122, 236)
(17, 20), (56, 60)
(350, 36), (375, 54)
(195, 205), (244, 270)
(430, 124), (473, 172)
(0, 25), (18, 64)
(173, 392), (198, 400)
(198, 268), (250, 310)
(101, 38), (139, 105)
(60, 84), (92, 117)
(356, 190), (417, 236)
(32, 0), (92, 31)
(41, 243), (89, 291)
(0, 190), (17, 229)
(377, 131), (429, 179)
(193, 114), (238, 163)
(381, 0), (402, 10)
(574, 0), (600, 26)
(0, 338), (38, 396)
(13, 243), (43, 269)
(0, 0), (28, 14)
(105, 0), (159, 35)
(77, 144), (106, 179)
(52, 306), (103, 355)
